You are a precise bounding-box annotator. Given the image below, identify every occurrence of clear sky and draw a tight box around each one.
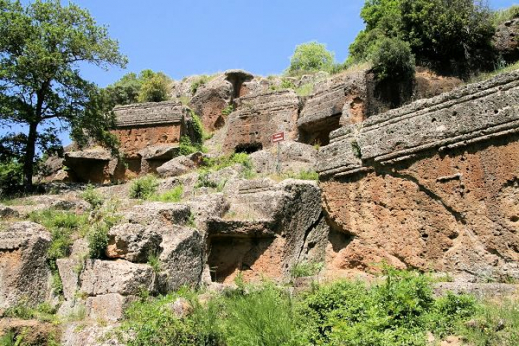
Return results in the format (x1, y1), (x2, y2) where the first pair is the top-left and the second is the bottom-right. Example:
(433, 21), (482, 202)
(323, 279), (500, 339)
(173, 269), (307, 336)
(72, 0), (519, 87)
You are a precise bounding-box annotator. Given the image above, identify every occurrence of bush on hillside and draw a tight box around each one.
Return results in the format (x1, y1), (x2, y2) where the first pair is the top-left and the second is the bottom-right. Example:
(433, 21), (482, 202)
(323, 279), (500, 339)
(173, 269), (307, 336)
(371, 36), (415, 80)
(287, 41), (335, 75)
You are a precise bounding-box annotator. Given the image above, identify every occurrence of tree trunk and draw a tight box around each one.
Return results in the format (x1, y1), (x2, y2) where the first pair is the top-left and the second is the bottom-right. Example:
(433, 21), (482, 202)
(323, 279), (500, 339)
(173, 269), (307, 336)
(23, 122), (38, 192)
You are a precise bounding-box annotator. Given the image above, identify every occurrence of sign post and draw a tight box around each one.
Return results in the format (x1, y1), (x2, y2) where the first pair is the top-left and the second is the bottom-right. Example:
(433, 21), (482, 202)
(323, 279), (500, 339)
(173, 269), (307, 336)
(271, 132), (285, 174)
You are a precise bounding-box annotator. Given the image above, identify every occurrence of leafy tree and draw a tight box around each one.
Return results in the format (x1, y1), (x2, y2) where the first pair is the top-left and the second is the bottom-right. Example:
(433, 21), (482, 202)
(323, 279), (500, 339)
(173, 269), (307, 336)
(0, 0), (127, 191)
(350, 0), (496, 77)
(371, 36), (415, 80)
(137, 72), (171, 103)
(287, 41), (335, 75)
(104, 72), (141, 106)
(104, 70), (171, 107)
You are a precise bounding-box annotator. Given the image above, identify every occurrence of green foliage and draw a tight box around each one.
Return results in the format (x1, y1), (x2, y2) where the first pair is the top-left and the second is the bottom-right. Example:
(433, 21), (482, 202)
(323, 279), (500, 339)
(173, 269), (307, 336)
(0, 0), (127, 190)
(221, 104), (234, 117)
(459, 299), (519, 345)
(147, 252), (161, 273)
(104, 72), (141, 106)
(295, 83), (314, 96)
(87, 221), (109, 259)
(298, 268), (481, 346)
(152, 185), (184, 202)
(492, 5), (519, 26)
(105, 70), (172, 106)
(287, 41), (335, 76)
(118, 272), (519, 346)
(220, 284), (304, 346)
(190, 111), (205, 145)
(86, 199), (121, 259)
(179, 136), (200, 156)
(371, 36), (415, 80)
(129, 175), (158, 200)
(28, 209), (88, 264)
(0, 159), (22, 196)
(122, 291), (222, 346)
(81, 184), (104, 210)
(290, 261), (323, 278)
(190, 75), (213, 95)
(282, 170), (319, 181)
(137, 72), (171, 103)
(350, 0), (496, 77)
(197, 152), (255, 182)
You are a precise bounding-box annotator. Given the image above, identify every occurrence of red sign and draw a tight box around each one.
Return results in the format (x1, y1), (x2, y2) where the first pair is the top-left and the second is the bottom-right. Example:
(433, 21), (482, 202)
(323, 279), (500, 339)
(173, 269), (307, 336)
(271, 132), (285, 143)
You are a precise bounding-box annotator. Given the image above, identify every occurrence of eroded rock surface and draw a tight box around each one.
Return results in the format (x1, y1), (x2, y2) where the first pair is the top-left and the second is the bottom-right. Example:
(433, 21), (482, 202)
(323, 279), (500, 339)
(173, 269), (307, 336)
(223, 90), (301, 153)
(318, 70), (519, 281)
(0, 222), (52, 308)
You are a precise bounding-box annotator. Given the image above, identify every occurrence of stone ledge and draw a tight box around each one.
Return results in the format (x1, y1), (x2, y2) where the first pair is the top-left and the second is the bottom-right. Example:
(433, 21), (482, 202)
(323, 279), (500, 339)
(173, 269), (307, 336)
(114, 101), (187, 127)
(318, 69), (519, 178)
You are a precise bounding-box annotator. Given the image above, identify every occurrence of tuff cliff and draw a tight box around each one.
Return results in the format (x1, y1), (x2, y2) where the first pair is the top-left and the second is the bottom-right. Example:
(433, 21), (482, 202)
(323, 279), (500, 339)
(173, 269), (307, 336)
(2, 68), (519, 344)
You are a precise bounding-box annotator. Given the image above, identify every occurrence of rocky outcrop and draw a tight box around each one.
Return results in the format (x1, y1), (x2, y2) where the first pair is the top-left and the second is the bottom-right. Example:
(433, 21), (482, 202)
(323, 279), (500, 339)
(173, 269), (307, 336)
(298, 70), (369, 146)
(207, 179), (325, 283)
(189, 70), (254, 131)
(0, 222), (52, 308)
(494, 17), (519, 63)
(249, 141), (317, 175)
(223, 90), (301, 153)
(318, 70), (519, 281)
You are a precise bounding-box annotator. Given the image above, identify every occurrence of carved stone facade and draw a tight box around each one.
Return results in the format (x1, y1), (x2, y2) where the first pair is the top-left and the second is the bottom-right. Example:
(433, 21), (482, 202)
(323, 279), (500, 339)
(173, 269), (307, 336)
(318, 71), (519, 281)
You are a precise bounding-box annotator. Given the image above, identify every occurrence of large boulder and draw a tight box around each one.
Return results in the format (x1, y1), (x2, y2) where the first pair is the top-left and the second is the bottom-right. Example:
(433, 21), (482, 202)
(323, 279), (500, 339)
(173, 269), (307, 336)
(156, 152), (204, 178)
(80, 260), (158, 296)
(106, 223), (162, 262)
(158, 225), (205, 291)
(0, 222), (52, 308)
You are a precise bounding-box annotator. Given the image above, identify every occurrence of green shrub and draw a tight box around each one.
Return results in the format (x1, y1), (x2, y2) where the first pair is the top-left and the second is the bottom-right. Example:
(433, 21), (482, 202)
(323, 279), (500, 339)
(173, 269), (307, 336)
(0, 159), (23, 196)
(179, 136), (199, 156)
(287, 41), (335, 76)
(190, 75), (213, 95)
(459, 299), (519, 346)
(81, 184), (104, 210)
(221, 284), (304, 346)
(350, 0), (496, 77)
(152, 185), (183, 202)
(190, 111), (205, 145)
(28, 209), (88, 263)
(87, 221), (109, 259)
(371, 36), (415, 81)
(129, 175), (158, 200)
(137, 73), (171, 103)
(298, 268), (478, 346)
(290, 261), (323, 278)
(221, 104), (234, 117)
(122, 291), (223, 346)
(290, 170), (319, 181)
(295, 83), (314, 96)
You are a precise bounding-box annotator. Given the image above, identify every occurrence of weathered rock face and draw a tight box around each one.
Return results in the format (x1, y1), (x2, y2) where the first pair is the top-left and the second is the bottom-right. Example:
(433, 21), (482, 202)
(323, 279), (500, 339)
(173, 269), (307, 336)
(494, 18), (519, 63)
(318, 70), (519, 281)
(223, 90), (301, 153)
(298, 70), (369, 146)
(207, 179), (325, 283)
(0, 222), (52, 308)
(189, 70), (254, 132)
(249, 141), (317, 175)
